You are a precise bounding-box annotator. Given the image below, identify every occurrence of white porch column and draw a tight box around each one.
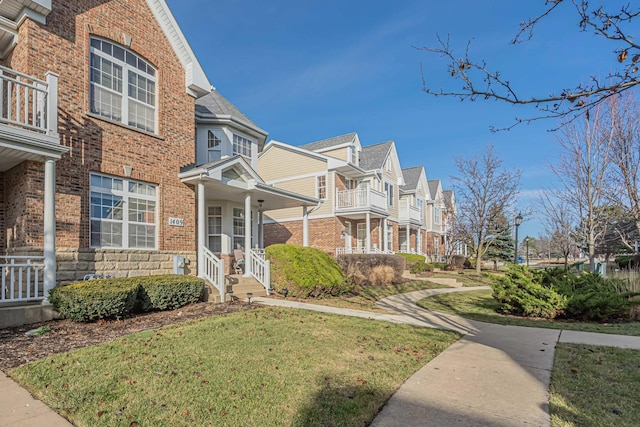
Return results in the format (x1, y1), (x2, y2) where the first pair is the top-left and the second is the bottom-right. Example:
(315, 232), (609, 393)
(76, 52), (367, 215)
(43, 158), (56, 303)
(197, 181), (206, 277)
(244, 193), (252, 276)
(406, 224), (410, 252)
(365, 212), (371, 253)
(258, 210), (264, 248)
(383, 218), (388, 252)
(302, 206), (309, 247)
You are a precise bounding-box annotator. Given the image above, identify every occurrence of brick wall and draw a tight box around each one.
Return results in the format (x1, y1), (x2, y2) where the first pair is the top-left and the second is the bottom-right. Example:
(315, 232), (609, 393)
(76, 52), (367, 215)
(2, 0), (197, 264)
(0, 172), (4, 251)
(264, 217), (343, 255)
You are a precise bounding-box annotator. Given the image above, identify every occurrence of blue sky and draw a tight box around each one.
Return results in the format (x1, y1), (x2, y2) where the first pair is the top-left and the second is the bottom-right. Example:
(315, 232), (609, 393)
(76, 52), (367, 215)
(166, 0), (623, 239)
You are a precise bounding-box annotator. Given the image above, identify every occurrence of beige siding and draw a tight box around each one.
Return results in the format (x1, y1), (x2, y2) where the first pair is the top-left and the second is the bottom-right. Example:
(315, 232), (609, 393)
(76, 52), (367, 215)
(264, 174), (334, 221)
(259, 146), (327, 182)
(322, 147), (349, 161)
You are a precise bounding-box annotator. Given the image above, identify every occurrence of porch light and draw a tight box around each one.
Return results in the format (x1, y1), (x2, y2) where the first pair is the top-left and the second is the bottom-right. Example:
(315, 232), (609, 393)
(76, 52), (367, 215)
(281, 288), (288, 298)
(258, 199), (264, 208)
(227, 289), (234, 302)
(247, 292), (253, 304)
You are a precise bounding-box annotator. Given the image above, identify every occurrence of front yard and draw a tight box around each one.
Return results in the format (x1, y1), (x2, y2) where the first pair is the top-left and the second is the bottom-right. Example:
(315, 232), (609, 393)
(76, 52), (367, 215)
(9, 306), (459, 426)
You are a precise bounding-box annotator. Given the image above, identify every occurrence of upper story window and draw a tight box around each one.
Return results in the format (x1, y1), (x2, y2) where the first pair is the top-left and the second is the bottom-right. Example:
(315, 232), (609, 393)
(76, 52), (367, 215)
(90, 173), (157, 249)
(417, 198), (424, 214)
(208, 130), (222, 162)
(350, 145), (358, 165)
(89, 37), (157, 133)
(233, 134), (252, 157)
(384, 182), (394, 206)
(385, 158), (391, 172)
(434, 207), (442, 225)
(317, 175), (327, 199)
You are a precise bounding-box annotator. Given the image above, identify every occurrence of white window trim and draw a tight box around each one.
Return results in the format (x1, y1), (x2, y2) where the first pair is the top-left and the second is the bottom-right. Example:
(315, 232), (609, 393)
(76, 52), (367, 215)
(232, 207), (246, 250)
(384, 181), (395, 207)
(207, 130), (223, 163)
(89, 37), (158, 133)
(207, 205), (223, 253)
(89, 173), (158, 249)
(316, 174), (328, 200)
(232, 133), (252, 158)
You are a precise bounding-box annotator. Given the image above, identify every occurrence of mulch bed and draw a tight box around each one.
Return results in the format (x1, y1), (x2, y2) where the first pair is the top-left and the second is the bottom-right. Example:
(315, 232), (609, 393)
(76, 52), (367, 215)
(0, 302), (256, 372)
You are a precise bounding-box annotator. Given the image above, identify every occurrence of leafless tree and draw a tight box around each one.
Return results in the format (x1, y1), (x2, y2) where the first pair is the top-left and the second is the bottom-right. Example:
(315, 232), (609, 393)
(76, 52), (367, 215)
(539, 191), (577, 270)
(606, 92), (640, 250)
(418, 1), (640, 130)
(452, 145), (521, 272)
(551, 104), (613, 272)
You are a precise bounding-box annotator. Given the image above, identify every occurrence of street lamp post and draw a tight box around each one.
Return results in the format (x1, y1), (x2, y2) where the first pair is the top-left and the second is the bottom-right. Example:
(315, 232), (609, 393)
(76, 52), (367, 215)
(514, 213), (523, 264)
(525, 236), (530, 267)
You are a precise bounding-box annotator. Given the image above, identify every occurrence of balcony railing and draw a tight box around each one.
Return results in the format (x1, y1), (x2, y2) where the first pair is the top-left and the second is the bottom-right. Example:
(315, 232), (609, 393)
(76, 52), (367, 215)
(0, 65), (58, 135)
(335, 188), (387, 212)
(1, 255), (45, 303)
(399, 200), (422, 223)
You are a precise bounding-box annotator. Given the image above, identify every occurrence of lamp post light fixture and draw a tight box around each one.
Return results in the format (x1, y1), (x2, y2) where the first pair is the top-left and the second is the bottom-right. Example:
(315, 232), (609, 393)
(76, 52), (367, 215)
(281, 288), (288, 298)
(514, 213), (523, 264)
(246, 292), (253, 305)
(524, 236), (530, 267)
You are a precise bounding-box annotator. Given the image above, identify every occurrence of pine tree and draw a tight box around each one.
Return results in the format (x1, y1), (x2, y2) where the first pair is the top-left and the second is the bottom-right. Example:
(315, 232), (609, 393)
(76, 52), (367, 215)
(485, 209), (515, 269)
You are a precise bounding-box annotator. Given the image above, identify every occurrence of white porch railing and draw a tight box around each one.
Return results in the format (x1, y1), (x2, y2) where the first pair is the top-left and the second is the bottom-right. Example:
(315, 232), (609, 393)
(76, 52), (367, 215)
(0, 66), (57, 134)
(336, 188), (387, 212)
(249, 248), (271, 295)
(202, 247), (226, 302)
(1, 256), (45, 303)
(399, 199), (422, 223)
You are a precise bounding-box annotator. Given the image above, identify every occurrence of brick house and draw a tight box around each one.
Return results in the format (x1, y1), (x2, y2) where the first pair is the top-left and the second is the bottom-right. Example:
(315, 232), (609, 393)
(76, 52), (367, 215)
(259, 132), (408, 255)
(0, 0), (314, 326)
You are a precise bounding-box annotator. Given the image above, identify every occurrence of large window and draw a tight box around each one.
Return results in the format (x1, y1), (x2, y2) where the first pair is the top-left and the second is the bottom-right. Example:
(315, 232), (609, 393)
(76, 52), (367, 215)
(207, 206), (222, 252)
(233, 134), (252, 157)
(90, 173), (157, 248)
(434, 207), (442, 225)
(208, 130), (222, 162)
(90, 37), (157, 133)
(316, 175), (327, 199)
(233, 208), (245, 250)
(384, 182), (394, 206)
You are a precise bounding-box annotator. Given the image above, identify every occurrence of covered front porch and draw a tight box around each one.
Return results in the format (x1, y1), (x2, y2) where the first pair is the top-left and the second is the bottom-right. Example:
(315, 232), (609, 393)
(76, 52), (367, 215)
(179, 156), (318, 302)
(335, 213), (394, 256)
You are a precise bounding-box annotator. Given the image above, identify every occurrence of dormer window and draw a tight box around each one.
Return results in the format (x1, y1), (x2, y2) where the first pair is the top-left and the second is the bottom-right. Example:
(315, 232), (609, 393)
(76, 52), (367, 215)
(207, 130), (222, 162)
(350, 145), (358, 165)
(89, 37), (157, 133)
(233, 134), (252, 157)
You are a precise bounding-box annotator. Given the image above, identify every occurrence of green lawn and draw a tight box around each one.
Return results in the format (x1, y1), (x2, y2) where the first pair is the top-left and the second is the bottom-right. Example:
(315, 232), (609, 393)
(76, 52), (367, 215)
(10, 307), (459, 427)
(416, 289), (640, 336)
(296, 280), (449, 312)
(427, 271), (497, 287)
(551, 344), (640, 426)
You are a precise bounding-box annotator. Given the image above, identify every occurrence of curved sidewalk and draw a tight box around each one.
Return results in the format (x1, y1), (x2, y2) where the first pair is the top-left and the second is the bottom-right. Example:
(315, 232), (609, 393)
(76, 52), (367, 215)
(256, 286), (640, 426)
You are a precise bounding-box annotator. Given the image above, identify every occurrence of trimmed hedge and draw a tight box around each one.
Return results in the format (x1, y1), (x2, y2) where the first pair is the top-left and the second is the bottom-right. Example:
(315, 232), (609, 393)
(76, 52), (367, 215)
(397, 253), (426, 269)
(336, 254), (406, 284)
(137, 275), (205, 312)
(49, 279), (140, 322)
(49, 275), (205, 322)
(266, 244), (348, 298)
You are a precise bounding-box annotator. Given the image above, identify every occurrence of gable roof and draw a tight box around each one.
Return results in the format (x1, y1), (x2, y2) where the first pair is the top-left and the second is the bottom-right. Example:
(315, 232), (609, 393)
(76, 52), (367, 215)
(401, 166), (423, 191)
(428, 180), (442, 199)
(299, 132), (357, 151)
(359, 141), (393, 171)
(146, 0), (210, 96)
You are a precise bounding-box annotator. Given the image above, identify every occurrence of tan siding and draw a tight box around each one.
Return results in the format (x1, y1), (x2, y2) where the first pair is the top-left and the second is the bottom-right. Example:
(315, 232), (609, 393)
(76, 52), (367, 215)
(322, 147), (349, 161)
(259, 146), (326, 182)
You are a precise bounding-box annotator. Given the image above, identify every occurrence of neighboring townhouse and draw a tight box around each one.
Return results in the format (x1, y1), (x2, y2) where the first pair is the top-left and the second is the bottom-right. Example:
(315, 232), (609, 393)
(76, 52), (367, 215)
(0, 0), (314, 326)
(426, 180), (448, 261)
(399, 166), (430, 255)
(259, 132), (407, 255)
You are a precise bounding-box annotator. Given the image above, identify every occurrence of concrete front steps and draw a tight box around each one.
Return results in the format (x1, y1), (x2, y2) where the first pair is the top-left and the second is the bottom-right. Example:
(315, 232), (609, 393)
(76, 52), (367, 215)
(402, 270), (463, 288)
(205, 274), (267, 303)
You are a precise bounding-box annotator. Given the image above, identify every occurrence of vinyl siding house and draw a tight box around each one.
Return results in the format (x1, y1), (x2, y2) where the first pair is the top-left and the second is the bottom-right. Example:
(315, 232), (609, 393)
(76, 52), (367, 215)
(259, 133), (407, 255)
(0, 0), (314, 327)
(399, 166), (430, 255)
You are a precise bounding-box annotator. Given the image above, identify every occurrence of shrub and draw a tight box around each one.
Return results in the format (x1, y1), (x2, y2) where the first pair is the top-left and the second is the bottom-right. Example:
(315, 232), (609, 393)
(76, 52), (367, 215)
(369, 265), (394, 286)
(491, 265), (566, 319)
(410, 262), (434, 274)
(266, 244), (348, 298)
(449, 255), (466, 270)
(397, 253), (426, 269)
(49, 279), (139, 322)
(336, 254), (406, 284)
(137, 275), (205, 312)
(432, 262), (447, 270)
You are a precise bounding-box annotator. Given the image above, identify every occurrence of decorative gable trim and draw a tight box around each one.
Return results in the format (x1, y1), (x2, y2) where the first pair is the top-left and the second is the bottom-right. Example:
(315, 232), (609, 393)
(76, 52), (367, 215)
(145, 0), (210, 97)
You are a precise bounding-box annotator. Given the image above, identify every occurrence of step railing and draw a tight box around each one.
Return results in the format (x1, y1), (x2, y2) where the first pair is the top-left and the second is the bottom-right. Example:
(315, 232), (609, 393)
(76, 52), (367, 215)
(1, 255), (45, 303)
(202, 247), (225, 302)
(249, 248), (271, 295)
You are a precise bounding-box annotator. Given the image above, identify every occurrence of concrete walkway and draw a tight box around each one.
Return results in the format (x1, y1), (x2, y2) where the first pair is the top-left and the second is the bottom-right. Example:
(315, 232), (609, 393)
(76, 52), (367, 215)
(256, 286), (640, 426)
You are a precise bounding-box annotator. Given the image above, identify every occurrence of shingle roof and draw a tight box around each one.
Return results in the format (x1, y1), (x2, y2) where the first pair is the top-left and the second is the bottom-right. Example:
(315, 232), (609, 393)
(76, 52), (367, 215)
(443, 190), (454, 204)
(401, 166), (423, 191)
(359, 141), (393, 171)
(299, 132), (357, 151)
(428, 180), (441, 198)
(195, 90), (263, 133)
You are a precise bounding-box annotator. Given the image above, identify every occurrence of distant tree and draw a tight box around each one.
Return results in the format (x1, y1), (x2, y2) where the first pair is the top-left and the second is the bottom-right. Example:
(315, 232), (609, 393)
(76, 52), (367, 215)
(539, 191), (577, 270)
(418, 1), (640, 130)
(485, 209), (515, 269)
(452, 144), (521, 273)
(551, 104), (613, 272)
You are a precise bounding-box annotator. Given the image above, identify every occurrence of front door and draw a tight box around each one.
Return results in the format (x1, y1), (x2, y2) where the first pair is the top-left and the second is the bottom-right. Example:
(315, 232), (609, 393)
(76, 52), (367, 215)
(344, 221), (352, 251)
(357, 223), (366, 250)
(399, 229), (407, 252)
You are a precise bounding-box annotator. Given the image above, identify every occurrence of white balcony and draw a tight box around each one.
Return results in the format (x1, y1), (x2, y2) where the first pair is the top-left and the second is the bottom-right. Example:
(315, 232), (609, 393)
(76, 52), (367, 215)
(0, 65), (63, 172)
(399, 199), (422, 224)
(335, 188), (387, 214)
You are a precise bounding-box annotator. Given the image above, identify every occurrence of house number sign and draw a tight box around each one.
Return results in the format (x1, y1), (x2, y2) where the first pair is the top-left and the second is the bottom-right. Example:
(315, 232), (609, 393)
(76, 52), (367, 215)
(169, 217), (184, 227)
